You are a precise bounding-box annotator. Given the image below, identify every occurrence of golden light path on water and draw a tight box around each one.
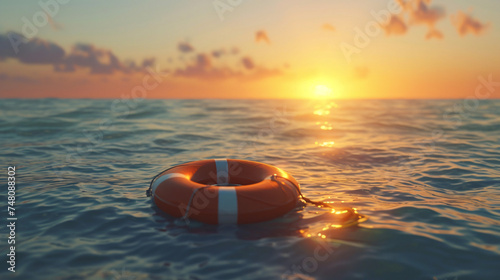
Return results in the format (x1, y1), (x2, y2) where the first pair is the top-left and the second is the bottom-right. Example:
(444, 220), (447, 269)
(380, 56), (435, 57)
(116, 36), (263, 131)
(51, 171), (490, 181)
(294, 85), (368, 239)
(313, 85), (337, 148)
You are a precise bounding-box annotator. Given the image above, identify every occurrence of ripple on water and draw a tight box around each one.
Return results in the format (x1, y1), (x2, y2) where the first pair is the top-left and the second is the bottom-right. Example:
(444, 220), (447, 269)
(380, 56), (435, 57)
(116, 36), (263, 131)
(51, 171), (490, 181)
(0, 99), (499, 280)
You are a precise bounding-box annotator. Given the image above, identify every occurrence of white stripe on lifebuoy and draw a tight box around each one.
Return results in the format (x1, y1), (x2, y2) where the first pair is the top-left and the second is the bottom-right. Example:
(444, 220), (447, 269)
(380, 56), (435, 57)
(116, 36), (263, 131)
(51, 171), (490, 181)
(215, 158), (229, 185)
(151, 173), (186, 198)
(218, 187), (238, 223)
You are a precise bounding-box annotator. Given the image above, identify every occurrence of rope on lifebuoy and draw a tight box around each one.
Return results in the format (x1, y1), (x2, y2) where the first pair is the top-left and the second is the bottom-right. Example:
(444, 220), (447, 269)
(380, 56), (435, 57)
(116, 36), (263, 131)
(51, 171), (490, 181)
(270, 174), (333, 208)
(146, 165), (176, 197)
(181, 185), (211, 221)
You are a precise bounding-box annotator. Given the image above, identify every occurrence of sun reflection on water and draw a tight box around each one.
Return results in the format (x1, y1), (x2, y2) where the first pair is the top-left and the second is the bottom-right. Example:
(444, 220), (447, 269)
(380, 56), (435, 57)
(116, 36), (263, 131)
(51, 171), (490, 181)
(296, 207), (367, 239)
(315, 141), (335, 147)
(312, 97), (337, 147)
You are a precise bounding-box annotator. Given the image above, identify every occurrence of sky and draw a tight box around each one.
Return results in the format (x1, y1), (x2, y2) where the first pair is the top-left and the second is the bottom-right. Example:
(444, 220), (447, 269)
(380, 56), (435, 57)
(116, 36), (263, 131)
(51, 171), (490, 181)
(0, 0), (499, 99)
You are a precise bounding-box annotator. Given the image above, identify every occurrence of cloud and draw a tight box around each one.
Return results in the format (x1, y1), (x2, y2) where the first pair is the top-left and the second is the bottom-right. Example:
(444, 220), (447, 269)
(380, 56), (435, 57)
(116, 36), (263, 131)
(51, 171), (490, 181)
(211, 49), (226, 58)
(174, 48), (281, 80)
(322, 23), (335, 32)
(425, 28), (443, 39)
(451, 11), (489, 36)
(0, 32), (65, 64)
(196, 53), (212, 69)
(382, 15), (408, 35)
(241, 56), (255, 70)
(141, 57), (156, 68)
(1, 32), (154, 75)
(211, 48), (240, 58)
(174, 55), (237, 80)
(407, 0), (445, 27)
(255, 30), (270, 44)
(1, 33), (282, 81)
(121, 57), (156, 72)
(174, 52), (235, 79)
(19, 38), (66, 64)
(0, 35), (16, 59)
(395, 1), (490, 39)
(171, 41), (283, 80)
(394, 0), (446, 39)
(55, 43), (128, 74)
(178, 41), (194, 53)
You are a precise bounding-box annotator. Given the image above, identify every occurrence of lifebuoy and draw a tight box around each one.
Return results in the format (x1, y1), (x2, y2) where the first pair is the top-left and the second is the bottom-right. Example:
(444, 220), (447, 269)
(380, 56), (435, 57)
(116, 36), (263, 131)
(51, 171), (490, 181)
(149, 159), (301, 224)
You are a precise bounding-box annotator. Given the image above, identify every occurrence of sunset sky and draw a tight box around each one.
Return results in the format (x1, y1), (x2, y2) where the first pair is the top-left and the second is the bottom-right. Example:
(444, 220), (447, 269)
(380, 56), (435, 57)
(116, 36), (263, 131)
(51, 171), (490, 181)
(0, 0), (498, 99)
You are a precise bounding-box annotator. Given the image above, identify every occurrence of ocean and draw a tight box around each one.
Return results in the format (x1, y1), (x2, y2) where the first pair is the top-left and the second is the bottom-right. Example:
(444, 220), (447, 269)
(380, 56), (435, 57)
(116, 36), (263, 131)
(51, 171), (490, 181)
(0, 98), (499, 280)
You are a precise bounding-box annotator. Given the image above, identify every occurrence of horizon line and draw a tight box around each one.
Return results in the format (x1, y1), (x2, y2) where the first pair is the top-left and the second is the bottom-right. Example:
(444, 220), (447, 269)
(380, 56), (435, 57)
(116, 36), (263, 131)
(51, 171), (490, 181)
(1, 97), (499, 101)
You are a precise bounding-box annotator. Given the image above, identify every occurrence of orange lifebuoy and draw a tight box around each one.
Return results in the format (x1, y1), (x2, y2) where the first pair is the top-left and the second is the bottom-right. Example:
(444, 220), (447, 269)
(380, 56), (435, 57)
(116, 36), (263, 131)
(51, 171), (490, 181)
(149, 159), (301, 224)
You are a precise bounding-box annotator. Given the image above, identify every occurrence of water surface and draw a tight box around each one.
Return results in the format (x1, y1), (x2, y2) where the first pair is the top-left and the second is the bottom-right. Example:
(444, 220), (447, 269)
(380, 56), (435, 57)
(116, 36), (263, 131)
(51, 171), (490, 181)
(0, 99), (499, 280)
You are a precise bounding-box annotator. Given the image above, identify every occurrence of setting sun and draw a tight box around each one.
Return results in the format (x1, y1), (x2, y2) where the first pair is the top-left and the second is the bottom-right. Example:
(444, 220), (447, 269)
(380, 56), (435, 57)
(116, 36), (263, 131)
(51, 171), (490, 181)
(314, 85), (333, 98)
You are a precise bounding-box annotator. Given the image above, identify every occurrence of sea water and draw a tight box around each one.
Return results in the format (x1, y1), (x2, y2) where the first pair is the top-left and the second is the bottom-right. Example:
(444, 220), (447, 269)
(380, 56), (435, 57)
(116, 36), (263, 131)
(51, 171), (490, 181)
(0, 99), (499, 279)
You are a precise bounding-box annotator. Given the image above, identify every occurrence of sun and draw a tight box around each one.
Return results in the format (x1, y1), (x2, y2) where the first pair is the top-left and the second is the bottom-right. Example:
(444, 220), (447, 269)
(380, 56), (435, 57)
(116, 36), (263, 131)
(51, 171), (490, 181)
(314, 85), (333, 98)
